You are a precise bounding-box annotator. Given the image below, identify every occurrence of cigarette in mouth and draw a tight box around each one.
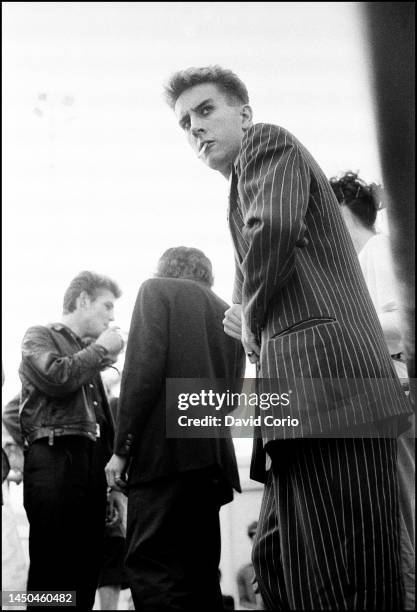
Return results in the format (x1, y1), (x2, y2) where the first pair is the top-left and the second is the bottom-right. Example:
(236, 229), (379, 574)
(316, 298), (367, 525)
(198, 142), (208, 158)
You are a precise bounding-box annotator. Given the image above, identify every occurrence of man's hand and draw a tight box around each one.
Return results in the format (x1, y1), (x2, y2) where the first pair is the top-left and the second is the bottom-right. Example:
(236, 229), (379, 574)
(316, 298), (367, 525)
(223, 304), (243, 340)
(105, 453), (128, 492)
(241, 316), (261, 364)
(4, 443), (24, 472)
(3, 443), (24, 484)
(102, 352), (121, 367)
(107, 489), (127, 527)
(95, 327), (124, 355)
(7, 469), (23, 485)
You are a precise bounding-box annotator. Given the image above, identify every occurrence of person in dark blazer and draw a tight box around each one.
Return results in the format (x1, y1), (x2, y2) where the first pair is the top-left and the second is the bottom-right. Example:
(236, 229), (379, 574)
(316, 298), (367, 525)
(164, 66), (413, 610)
(105, 247), (245, 612)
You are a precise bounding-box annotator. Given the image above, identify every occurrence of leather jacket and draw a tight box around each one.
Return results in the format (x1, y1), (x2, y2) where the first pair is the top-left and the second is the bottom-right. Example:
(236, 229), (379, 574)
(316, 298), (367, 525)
(19, 323), (114, 446)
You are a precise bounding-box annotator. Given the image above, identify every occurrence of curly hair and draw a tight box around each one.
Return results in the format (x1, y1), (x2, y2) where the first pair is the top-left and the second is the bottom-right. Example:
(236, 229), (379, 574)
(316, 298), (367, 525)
(164, 65), (249, 109)
(329, 171), (384, 230)
(156, 247), (214, 287)
(63, 271), (122, 314)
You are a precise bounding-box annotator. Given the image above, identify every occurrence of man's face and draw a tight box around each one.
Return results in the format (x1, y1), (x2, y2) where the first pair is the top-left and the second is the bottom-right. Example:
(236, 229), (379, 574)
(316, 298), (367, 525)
(174, 83), (252, 178)
(81, 289), (117, 339)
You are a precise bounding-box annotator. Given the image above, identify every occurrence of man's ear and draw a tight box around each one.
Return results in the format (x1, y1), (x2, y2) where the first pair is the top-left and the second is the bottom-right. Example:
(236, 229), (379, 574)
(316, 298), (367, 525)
(241, 104), (253, 130)
(78, 291), (91, 310)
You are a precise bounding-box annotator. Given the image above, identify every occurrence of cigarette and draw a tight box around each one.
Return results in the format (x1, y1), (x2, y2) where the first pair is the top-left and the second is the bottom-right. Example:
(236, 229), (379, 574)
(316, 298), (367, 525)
(198, 142), (208, 158)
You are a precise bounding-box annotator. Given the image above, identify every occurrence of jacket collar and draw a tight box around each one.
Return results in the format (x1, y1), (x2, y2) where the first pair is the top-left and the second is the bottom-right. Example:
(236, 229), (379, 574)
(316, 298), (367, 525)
(49, 322), (84, 346)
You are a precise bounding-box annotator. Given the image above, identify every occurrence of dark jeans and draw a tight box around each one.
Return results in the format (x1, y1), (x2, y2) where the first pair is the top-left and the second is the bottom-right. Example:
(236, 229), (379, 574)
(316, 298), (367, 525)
(23, 436), (107, 610)
(125, 468), (226, 612)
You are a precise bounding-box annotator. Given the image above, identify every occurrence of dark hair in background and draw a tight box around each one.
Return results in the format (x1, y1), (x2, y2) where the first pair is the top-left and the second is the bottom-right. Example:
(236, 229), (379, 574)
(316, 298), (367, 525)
(63, 271), (122, 314)
(164, 65), (249, 109)
(156, 247), (214, 287)
(329, 171), (384, 231)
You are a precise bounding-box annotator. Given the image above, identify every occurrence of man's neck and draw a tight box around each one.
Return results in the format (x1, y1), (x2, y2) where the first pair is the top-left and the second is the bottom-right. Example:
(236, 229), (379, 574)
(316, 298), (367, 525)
(222, 153), (241, 181)
(61, 313), (86, 340)
(225, 159), (239, 183)
(221, 164), (233, 180)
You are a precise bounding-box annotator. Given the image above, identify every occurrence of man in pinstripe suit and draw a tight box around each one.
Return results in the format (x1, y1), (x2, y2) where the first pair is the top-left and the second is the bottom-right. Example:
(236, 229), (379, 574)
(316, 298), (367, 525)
(164, 66), (413, 610)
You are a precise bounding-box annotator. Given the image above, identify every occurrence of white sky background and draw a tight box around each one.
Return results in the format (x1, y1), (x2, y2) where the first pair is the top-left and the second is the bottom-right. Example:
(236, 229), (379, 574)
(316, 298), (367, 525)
(2, 2), (386, 457)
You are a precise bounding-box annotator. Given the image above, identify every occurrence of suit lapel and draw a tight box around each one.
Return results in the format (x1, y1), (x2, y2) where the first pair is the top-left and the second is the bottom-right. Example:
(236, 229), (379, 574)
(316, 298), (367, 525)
(228, 165), (249, 265)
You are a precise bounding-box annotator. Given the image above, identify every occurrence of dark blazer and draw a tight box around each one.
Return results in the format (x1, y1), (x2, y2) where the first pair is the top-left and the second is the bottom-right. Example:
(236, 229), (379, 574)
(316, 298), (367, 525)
(228, 123), (412, 475)
(114, 277), (245, 495)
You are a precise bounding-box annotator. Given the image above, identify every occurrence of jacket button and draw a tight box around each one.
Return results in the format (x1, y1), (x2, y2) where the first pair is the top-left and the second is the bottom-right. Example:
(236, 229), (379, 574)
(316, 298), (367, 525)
(93, 401), (98, 406)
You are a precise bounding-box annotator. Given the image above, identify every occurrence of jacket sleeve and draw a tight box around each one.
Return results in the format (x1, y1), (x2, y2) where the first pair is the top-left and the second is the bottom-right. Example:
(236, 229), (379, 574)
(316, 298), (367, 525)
(114, 280), (168, 456)
(232, 253), (244, 305)
(237, 124), (310, 338)
(2, 394), (24, 447)
(20, 326), (109, 397)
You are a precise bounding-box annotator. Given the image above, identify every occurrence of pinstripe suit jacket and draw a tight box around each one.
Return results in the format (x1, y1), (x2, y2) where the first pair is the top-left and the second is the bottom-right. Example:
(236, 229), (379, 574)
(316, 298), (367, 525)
(228, 123), (411, 476)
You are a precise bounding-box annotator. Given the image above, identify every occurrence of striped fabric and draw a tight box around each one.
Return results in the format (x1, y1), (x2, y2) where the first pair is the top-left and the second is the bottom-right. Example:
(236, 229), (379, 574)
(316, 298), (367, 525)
(228, 123), (412, 446)
(228, 123), (411, 609)
(252, 436), (403, 610)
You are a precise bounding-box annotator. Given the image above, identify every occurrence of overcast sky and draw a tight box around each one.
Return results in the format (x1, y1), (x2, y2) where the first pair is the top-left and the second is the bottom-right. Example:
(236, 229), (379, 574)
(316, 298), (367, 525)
(2, 3), (387, 457)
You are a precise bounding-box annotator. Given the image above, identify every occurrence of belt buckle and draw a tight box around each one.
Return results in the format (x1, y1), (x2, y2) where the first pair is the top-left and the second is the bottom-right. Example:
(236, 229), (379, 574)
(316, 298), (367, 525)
(96, 423), (101, 438)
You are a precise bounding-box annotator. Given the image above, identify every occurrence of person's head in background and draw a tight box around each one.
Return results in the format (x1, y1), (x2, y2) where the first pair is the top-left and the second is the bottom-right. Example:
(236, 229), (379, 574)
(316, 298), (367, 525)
(156, 246), (214, 288)
(329, 171), (384, 254)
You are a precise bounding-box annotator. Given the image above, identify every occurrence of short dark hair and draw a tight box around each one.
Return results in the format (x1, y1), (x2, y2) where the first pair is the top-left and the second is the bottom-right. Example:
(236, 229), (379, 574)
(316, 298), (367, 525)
(164, 65), (249, 109)
(156, 247), (214, 287)
(329, 171), (384, 231)
(63, 271), (122, 314)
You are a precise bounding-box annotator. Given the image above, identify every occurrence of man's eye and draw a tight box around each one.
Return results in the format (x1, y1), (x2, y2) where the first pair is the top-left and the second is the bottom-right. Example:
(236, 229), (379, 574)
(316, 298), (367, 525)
(201, 106), (212, 115)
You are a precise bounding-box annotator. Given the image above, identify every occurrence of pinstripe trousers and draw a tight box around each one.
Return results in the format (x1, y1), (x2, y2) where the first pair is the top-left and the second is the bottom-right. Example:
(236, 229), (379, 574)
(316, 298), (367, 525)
(252, 435), (404, 610)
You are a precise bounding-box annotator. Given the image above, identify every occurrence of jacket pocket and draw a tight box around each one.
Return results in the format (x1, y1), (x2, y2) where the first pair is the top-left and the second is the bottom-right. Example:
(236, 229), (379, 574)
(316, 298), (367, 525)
(270, 317), (336, 339)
